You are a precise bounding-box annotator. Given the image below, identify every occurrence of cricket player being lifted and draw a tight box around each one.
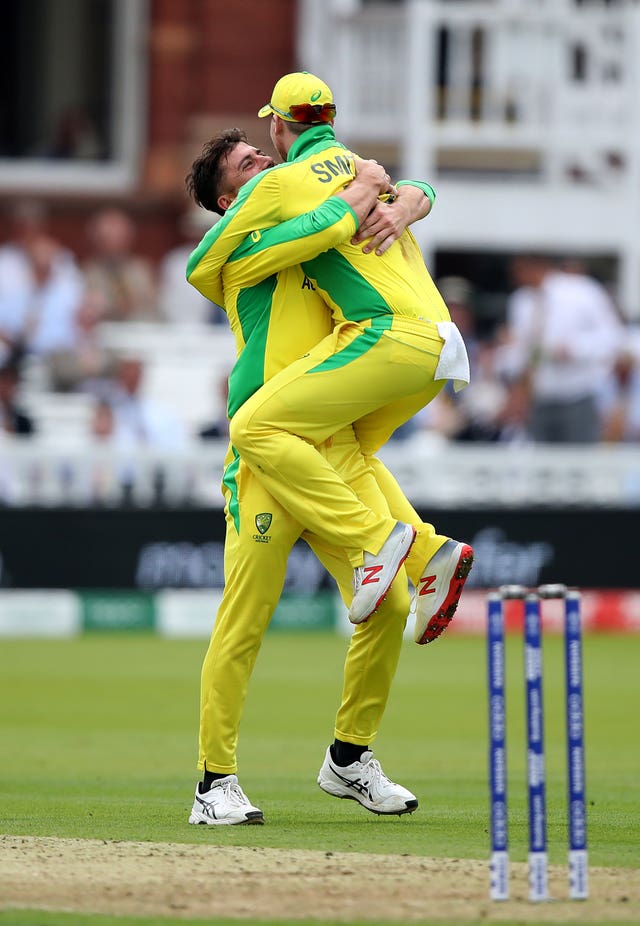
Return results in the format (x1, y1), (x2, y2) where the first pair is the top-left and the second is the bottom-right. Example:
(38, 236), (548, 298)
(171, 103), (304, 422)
(188, 72), (473, 626)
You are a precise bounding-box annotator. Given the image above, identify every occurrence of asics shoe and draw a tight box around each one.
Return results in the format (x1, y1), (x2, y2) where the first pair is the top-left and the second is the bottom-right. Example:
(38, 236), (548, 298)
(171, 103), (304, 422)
(317, 747), (418, 816)
(188, 775), (264, 825)
(348, 521), (416, 624)
(413, 540), (474, 645)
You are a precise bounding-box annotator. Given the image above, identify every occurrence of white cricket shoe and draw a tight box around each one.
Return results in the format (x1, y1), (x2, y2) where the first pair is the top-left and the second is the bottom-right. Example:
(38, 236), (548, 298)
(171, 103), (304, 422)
(317, 747), (418, 816)
(188, 775), (264, 825)
(348, 521), (416, 624)
(413, 540), (474, 645)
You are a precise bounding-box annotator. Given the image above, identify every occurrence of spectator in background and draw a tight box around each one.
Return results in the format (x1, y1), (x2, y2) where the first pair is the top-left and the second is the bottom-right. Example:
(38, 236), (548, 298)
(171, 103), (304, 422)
(0, 201), (85, 357)
(158, 208), (225, 325)
(499, 254), (623, 443)
(85, 359), (188, 504)
(440, 277), (479, 361)
(46, 287), (117, 394)
(46, 105), (102, 161)
(82, 208), (158, 322)
(198, 374), (230, 440)
(0, 198), (48, 258)
(86, 396), (134, 504)
(421, 277), (510, 442)
(600, 328), (640, 442)
(90, 397), (117, 441)
(107, 356), (187, 450)
(0, 348), (35, 436)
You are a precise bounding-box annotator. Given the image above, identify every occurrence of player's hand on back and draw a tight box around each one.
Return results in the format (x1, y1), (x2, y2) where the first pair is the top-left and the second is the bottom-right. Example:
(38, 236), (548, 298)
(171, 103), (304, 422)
(352, 198), (411, 256)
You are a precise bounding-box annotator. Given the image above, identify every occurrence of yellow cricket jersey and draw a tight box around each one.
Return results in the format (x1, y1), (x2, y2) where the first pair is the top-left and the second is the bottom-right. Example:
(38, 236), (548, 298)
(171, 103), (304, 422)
(190, 195), (358, 417)
(186, 124), (449, 417)
(187, 124), (449, 324)
(224, 267), (334, 420)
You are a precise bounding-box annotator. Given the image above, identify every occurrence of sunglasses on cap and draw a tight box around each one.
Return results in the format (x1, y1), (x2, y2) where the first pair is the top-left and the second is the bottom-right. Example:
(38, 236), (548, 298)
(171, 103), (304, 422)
(271, 102), (337, 123)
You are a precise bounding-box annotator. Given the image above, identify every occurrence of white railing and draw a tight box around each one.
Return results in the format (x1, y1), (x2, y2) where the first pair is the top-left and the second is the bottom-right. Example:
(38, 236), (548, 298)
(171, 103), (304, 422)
(0, 438), (227, 508)
(1, 435), (639, 508)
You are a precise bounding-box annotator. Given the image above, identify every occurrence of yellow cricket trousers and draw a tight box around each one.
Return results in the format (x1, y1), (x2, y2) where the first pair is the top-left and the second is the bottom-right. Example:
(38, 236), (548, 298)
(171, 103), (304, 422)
(228, 316), (446, 568)
(198, 428), (447, 773)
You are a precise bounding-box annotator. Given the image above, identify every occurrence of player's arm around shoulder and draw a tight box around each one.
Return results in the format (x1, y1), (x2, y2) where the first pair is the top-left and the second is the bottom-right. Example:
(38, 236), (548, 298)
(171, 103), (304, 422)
(216, 160), (392, 292)
(222, 200), (358, 292)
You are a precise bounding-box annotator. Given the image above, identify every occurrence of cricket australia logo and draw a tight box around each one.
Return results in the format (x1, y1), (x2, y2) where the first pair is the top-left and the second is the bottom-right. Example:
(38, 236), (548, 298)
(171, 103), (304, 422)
(253, 512), (273, 543)
(255, 512), (272, 534)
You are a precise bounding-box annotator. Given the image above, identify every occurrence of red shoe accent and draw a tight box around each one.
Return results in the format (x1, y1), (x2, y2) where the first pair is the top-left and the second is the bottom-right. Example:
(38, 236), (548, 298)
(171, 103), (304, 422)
(366, 528), (416, 619)
(361, 564), (383, 585)
(416, 544), (474, 645)
(349, 523), (417, 624)
(417, 574), (436, 596)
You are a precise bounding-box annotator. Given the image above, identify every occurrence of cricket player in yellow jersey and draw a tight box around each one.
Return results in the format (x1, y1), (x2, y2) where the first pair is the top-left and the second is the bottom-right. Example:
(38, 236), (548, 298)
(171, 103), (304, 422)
(185, 132), (470, 825)
(188, 72), (473, 627)
(187, 143), (425, 825)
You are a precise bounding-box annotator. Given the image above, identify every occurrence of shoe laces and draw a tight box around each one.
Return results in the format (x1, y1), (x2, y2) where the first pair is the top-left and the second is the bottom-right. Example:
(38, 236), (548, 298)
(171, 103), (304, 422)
(360, 754), (391, 793)
(218, 777), (251, 807)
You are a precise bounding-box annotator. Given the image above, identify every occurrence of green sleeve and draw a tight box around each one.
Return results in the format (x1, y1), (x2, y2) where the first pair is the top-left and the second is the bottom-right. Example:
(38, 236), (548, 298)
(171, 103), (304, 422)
(226, 197), (358, 287)
(396, 179), (436, 206)
(192, 197), (358, 305)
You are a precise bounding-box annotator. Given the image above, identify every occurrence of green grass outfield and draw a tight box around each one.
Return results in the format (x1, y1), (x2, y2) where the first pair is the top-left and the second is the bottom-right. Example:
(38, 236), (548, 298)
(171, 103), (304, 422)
(0, 631), (638, 926)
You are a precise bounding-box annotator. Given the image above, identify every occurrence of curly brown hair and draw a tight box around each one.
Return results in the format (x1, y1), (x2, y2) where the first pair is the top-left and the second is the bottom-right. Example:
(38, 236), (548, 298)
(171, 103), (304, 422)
(185, 128), (248, 216)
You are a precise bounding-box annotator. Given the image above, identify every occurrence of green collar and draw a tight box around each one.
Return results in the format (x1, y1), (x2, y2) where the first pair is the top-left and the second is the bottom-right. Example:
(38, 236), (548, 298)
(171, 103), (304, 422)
(286, 124), (347, 162)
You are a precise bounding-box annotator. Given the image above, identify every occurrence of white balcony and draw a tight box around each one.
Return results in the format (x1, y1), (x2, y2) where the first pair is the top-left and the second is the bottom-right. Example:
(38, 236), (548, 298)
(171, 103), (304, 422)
(297, 0), (640, 316)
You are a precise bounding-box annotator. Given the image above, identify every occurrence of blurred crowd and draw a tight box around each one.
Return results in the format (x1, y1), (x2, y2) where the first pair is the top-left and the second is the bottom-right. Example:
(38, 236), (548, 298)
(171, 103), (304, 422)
(0, 198), (228, 455)
(1, 198), (640, 458)
(406, 261), (639, 446)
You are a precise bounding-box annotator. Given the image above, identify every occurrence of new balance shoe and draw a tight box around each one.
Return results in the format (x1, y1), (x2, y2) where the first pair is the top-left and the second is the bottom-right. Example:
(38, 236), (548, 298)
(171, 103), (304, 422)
(188, 775), (264, 825)
(348, 521), (416, 624)
(317, 747), (418, 816)
(413, 540), (474, 645)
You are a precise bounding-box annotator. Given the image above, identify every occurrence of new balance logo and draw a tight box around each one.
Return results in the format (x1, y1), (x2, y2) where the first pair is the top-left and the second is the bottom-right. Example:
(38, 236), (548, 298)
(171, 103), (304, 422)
(362, 565), (383, 585)
(418, 574), (437, 596)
